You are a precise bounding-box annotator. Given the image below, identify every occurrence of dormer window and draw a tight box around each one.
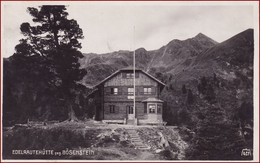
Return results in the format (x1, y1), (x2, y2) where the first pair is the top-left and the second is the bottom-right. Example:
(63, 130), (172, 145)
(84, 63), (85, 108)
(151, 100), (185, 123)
(123, 72), (139, 78)
(126, 73), (134, 78)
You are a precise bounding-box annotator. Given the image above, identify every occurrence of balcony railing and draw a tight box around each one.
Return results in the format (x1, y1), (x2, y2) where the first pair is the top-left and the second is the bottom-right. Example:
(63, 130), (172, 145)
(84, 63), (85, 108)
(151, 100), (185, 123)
(105, 92), (156, 95)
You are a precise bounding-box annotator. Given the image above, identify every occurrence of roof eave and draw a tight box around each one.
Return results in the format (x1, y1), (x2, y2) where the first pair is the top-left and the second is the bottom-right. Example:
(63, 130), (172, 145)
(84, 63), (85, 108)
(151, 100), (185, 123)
(141, 70), (166, 86)
(93, 70), (121, 88)
(93, 69), (166, 88)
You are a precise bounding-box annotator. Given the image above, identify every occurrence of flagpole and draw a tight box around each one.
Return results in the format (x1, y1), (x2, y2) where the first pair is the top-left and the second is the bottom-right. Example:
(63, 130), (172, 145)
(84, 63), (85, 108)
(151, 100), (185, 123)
(133, 26), (136, 124)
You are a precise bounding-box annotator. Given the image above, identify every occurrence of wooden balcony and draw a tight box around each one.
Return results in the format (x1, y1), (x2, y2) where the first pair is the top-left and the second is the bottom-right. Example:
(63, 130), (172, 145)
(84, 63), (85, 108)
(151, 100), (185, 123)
(105, 92), (156, 96)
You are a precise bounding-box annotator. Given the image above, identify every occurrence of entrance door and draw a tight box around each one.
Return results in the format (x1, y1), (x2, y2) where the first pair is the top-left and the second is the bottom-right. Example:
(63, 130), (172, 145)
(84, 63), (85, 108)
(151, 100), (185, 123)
(127, 106), (134, 120)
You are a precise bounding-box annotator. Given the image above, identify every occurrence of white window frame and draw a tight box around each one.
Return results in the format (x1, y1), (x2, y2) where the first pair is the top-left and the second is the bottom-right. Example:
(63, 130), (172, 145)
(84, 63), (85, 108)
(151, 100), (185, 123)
(146, 103), (163, 114)
(128, 87), (134, 95)
(148, 103), (156, 114)
(111, 88), (118, 95)
(144, 87), (152, 94)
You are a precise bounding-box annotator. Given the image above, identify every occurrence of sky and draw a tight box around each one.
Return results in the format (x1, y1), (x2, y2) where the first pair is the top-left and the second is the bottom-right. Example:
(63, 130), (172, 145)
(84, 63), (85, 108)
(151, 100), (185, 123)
(1, 1), (258, 58)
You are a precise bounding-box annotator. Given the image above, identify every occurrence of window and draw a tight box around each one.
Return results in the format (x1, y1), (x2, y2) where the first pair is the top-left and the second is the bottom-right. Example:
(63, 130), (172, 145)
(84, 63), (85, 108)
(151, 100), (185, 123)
(157, 104), (162, 114)
(111, 88), (118, 95)
(109, 105), (115, 113)
(144, 87), (152, 94)
(125, 72), (139, 78)
(149, 104), (156, 113)
(126, 73), (134, 78)
(128, 87), (134, 95)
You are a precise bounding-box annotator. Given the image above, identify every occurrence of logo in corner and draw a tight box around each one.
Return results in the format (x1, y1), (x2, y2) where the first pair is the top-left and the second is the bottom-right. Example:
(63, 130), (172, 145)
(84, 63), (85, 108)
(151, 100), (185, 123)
(241, 148), (252, 157)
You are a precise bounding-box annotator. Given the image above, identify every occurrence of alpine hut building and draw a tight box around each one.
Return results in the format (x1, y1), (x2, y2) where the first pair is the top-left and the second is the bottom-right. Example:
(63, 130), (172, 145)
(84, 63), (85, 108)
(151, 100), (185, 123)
(89, 68), (166, 125)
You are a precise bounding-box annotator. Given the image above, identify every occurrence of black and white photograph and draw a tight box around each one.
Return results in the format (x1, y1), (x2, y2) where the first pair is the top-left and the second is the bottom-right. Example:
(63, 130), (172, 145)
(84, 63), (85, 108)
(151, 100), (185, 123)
(1, 1), (259, 161)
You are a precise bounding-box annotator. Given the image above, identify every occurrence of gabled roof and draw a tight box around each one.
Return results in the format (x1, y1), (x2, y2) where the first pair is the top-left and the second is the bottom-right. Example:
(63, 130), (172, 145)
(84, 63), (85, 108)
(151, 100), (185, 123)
(142, 70), (166, 86)
(93, 68), (165, 88)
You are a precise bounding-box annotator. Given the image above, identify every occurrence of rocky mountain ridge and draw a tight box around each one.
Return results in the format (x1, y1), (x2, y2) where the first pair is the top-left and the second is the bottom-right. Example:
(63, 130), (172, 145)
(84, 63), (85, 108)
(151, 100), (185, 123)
(79, 31), (221, 86)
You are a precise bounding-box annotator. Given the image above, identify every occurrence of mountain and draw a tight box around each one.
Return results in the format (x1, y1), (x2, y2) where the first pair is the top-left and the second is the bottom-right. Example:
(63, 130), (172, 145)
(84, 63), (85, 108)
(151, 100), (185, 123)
(80, 32), (218, 86)
(80, 29), (253, 91)
(171, 29), (254, 87)
(162, 28), (254, 125)
(149, 32), (218, 68)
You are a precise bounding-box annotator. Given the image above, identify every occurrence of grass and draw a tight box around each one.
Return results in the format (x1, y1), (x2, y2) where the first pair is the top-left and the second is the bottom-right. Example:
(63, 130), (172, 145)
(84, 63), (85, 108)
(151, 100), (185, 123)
(3, 121), (185, 160)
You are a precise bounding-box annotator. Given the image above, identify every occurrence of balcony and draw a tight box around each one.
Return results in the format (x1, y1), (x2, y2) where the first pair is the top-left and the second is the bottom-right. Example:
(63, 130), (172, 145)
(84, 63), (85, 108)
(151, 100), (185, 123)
(105, 92), (156, 96)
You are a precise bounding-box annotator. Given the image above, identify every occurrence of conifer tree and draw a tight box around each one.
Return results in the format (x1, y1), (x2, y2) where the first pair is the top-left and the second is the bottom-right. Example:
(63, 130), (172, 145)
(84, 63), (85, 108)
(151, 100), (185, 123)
(11, 5), (86, 121)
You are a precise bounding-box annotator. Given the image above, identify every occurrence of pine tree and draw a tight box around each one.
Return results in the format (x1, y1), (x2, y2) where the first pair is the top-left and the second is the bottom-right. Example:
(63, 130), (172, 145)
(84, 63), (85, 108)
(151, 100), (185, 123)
(187, 107), (248, 160)
(11, 5), (86, 121)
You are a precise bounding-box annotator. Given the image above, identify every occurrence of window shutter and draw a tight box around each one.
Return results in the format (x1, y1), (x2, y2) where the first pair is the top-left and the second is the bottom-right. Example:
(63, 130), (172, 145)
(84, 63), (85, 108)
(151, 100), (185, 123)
(105, 87), (110, 95)
(122, 73), (126, 78)
(126, 106), (129, 114)
(135, 72), (139, 78)
(139, 87), (142, 95)
(118, 87), (122, 95)
(151, 87), (155, 94)
(105, 106), (109, 114)
(116, 106), (119, 114)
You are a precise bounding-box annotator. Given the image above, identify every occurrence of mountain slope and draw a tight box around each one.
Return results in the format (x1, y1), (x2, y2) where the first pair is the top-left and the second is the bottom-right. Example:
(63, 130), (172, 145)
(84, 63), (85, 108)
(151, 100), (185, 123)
(171, 29), (254, 86)
(80, 32), (218, 86)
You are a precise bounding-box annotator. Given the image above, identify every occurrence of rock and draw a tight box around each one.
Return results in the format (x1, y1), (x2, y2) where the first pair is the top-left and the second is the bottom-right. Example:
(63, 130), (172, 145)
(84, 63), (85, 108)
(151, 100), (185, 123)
(14, 124), (28, 129)
(158, 132), (169, 148)
(155, 149), (163, 153)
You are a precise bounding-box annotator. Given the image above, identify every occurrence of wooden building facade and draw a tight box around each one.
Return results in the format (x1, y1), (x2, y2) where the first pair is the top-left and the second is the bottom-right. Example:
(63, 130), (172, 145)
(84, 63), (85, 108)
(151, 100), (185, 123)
(91, 68), (166, 125)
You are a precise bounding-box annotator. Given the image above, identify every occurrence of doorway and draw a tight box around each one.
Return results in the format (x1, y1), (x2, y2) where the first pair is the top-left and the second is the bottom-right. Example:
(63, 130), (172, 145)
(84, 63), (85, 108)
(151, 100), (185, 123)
(127, 105), (134, 120)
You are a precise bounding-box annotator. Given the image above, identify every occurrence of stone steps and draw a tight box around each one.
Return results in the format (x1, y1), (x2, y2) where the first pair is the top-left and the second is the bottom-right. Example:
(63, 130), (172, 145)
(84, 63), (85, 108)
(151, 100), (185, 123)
(127, 129), (150, 150)
(127, 120), (134, 125)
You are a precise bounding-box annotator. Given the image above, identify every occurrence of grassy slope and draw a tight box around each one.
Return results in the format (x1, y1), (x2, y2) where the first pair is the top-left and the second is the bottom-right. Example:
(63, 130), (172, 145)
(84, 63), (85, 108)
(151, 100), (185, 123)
(3, 121), (189, 160)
